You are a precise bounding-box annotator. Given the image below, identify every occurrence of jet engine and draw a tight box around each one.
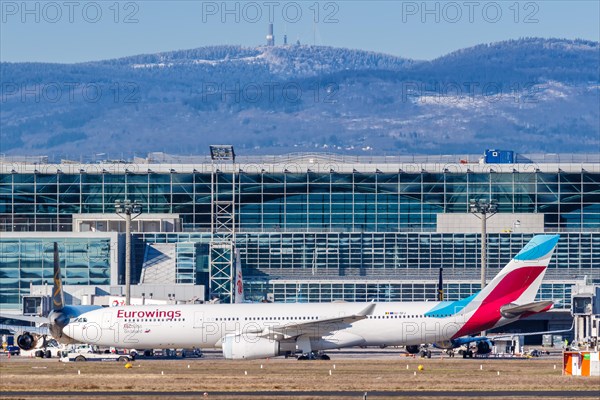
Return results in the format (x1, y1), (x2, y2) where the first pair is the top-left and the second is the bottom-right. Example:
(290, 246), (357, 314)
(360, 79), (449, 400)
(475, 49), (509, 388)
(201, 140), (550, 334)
(16, 332), (40, 351)
(222, 335), (280, 360)
(405, 345), (421, 354)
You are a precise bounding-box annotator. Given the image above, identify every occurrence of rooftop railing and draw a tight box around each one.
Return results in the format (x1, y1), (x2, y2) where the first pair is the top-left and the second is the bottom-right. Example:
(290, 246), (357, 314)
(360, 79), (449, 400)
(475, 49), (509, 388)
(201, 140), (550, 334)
(2, 152), (599, 165)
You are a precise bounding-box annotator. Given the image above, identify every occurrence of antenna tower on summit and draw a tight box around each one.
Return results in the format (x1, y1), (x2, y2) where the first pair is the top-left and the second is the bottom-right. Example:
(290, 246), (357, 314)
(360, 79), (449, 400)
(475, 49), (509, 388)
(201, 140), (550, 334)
(266, 23), (275, 46)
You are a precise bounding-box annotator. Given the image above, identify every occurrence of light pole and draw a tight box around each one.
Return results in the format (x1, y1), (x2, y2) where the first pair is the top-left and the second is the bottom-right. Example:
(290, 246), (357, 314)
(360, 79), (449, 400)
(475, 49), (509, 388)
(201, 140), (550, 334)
(469, 198), (498, 335)
(115, 199), (142, 305)
(469, 199), (498, 290)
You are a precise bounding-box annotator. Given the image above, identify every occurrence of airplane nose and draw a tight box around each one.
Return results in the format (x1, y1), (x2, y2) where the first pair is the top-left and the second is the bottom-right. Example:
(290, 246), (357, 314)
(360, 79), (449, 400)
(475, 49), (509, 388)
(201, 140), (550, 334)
(63, 323), (81, 342)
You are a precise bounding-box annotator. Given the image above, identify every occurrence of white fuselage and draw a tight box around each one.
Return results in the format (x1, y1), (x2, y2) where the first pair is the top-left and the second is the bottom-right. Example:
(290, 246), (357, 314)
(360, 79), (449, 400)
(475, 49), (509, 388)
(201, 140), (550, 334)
(64, 301), (512, 351)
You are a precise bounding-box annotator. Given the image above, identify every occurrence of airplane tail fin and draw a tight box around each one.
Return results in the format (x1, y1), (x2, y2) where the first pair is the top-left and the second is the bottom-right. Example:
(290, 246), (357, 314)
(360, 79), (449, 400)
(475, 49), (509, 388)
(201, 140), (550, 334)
(52, 242), (65, 311)
(234, 249), (244, 304)
(469, 234), (559, 310)
(452, 234), (560, 337)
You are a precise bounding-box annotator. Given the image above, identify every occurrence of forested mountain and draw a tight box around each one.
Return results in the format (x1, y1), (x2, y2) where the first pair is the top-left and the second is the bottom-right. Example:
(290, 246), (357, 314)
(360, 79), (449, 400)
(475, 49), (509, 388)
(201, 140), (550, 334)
(1, 38), (598, 157)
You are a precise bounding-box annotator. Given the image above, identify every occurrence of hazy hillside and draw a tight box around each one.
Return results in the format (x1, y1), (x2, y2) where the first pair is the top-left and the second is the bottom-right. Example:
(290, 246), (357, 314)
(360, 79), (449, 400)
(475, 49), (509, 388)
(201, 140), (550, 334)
(1, 38), (598, 157)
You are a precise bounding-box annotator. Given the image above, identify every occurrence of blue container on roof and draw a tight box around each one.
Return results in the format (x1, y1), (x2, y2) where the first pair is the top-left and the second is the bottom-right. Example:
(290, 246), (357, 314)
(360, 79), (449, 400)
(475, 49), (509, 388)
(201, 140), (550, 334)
(485, 149), (514, 164)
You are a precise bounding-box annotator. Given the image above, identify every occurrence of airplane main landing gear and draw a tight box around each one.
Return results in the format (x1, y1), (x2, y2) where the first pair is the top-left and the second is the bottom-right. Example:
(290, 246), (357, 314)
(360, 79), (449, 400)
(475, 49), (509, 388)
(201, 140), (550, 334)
(297, 351), (330, 361)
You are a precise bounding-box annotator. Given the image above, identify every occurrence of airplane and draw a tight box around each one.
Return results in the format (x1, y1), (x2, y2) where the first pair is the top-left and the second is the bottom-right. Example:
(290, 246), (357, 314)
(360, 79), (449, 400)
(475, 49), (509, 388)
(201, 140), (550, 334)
(6, 235), (559, 360)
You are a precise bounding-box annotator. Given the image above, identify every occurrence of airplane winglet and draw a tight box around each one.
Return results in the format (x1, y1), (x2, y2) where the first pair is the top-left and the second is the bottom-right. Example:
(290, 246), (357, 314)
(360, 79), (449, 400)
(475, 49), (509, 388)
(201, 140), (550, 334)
(357, 303), (376, 317)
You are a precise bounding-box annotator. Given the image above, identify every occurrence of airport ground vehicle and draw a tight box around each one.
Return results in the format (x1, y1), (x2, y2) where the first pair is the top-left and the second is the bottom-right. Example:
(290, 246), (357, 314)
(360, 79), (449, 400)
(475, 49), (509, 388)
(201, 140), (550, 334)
(60, 352), (132, 362)
(7, 345), (20, 356)
(68, 344), (96, 353)
(528, 349), (542, 357)
(181, 348), (203, 358)
(128, 348), (203, 358)
(20, 339), (63, 358)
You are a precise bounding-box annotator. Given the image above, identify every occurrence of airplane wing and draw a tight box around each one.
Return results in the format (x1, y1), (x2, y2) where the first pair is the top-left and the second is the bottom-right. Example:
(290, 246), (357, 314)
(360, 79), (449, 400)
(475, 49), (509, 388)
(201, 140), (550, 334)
(0, 313), (49, 324)
(256, 302), (376, 340)
(500, 300), (554, 319)
(0, 323), (49, 336)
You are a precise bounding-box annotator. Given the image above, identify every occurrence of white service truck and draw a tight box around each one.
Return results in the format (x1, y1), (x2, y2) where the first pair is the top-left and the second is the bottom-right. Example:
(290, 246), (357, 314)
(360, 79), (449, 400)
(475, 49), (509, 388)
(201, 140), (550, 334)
(20, 339), (63, 359)
(60, 352), (132, 362)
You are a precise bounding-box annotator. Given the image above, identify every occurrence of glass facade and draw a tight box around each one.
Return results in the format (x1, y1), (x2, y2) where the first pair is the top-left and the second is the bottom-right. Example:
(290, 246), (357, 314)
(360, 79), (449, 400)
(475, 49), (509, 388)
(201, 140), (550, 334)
(138, 232), (600, 280)
(0, 237), (113, 309)
(0, 159), (598, 310)
(136, 232), (599, 307)
(1, 170), (598, 232)
(175, 242), (196, 284)
(246, 281), (572, 309)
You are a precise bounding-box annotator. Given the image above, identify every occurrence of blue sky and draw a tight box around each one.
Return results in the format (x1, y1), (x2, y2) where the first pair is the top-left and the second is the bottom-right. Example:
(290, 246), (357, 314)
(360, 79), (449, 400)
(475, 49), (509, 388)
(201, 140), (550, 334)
(1, 1), (599, 63)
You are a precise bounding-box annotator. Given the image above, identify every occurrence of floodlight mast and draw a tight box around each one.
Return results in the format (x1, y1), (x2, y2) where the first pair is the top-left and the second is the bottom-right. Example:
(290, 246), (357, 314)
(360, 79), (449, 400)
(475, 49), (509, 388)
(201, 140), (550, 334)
(209, 145), (237, 303)
(469, 198), (498, 336)
(115, 199), (142, 306)
(209, 145), (236, 163)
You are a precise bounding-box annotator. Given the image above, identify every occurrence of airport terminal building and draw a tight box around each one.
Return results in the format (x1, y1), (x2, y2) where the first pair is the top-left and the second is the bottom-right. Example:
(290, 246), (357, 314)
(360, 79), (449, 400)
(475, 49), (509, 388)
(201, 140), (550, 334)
(1, 151), (599, 335)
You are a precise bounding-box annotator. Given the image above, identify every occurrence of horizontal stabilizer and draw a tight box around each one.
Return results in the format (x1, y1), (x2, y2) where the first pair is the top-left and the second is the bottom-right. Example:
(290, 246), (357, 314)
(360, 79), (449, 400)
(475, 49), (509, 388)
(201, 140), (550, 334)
(500, 300), (554, 318)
